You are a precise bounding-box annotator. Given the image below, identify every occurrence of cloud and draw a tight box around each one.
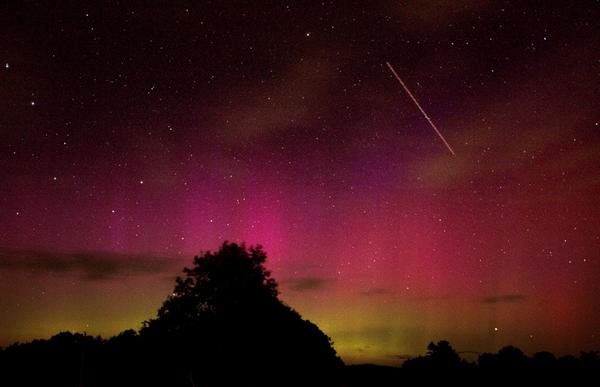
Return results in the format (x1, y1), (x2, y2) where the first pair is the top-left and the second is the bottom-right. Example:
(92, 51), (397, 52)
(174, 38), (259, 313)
(388, 353), (413, 360)
(0, 248), (181, 281)
(390, 0), (494, 33)
(281, 276), (330, 292)
(213, 52), (338, 142)
(458, 350), (481, 355)
(360, 288), (393, 297)
(481, 294), (525, 304)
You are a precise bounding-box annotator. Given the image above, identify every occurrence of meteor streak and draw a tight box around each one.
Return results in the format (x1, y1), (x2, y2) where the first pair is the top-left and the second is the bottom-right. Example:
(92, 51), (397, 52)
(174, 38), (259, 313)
(386, 61), (456, 156)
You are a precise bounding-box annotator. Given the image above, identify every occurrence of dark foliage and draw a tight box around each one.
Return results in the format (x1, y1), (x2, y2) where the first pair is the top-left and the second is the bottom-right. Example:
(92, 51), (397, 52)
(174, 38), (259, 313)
(400, 340), (475, 382)
(0, 242), (343, 386)
(0, 242), (598, 386)
(139, 242), (343, 385)
(344, 341), (600, 386)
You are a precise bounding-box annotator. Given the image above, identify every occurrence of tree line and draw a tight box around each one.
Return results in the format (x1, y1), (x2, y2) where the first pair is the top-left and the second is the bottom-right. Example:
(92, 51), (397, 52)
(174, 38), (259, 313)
(1, 242), (597, 386)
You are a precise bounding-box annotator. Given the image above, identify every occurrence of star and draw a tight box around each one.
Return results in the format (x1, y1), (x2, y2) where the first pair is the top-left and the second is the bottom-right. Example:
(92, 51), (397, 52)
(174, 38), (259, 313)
(0, 1), (597, 365)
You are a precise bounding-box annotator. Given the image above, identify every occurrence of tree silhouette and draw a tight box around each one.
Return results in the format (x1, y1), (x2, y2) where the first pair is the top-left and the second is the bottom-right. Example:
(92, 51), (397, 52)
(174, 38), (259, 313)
(400, 340), (475, 384)
(1, 243), (598, 386)
(144, 241), (278, 334)
(140, 241), (343, 385)
(402, 340), (464, 371)
(426, 340), (462, 369)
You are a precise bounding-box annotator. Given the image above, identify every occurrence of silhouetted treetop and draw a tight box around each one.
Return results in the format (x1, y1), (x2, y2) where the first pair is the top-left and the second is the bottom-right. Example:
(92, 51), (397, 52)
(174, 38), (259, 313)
(152, 242), (278, 327)
(427, 340), (461, 365)
(140, 241), (343, 384)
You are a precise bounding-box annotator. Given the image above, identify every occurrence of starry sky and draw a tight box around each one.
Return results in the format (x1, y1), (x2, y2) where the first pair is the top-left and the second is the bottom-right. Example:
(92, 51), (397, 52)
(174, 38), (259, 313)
(1, 1), (599, 365)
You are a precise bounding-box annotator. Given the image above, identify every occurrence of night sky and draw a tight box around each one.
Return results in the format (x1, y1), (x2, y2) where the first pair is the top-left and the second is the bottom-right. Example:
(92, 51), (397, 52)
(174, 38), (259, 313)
(1, 1), (599, 365)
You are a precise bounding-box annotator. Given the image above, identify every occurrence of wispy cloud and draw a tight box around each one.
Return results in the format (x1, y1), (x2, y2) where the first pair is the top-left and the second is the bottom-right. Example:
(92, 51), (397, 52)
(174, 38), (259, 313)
(360, 288), (393, 297)
(0, 248), (181, 281)
(388, 353), (413, 360)
(481, 294), (525, 304)
(281, 276), (331, 292)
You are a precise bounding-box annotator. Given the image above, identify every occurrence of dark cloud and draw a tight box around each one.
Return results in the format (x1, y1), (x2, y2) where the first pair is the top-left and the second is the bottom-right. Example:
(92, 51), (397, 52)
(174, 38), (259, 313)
(360, 288), (393, 297)
(281, 277), (330, 292)
(0, 248), (181, 281)
(388, 354), (413, 360)
(458, 350), (481, 355)
(331, 327), (394, 341)
(481, 294), (526, 304)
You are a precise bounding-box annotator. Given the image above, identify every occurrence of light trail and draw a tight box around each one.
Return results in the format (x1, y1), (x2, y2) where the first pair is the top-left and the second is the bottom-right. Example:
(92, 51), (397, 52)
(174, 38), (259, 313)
(386, 61), (456, 156)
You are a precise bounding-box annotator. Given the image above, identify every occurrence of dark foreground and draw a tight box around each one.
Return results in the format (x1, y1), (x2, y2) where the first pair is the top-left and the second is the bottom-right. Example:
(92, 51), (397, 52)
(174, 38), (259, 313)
(1, 334), (598, 386)
(2, 245), (597, 385)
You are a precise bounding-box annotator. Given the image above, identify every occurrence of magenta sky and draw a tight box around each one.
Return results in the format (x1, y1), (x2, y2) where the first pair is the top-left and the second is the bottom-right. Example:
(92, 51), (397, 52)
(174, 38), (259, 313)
(1, 1), (599, 364)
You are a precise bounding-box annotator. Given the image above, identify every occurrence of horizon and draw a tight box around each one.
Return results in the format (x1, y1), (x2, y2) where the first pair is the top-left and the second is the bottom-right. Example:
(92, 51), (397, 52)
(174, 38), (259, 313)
(1, 1), (598, 366)
(0, 245), (594, 367)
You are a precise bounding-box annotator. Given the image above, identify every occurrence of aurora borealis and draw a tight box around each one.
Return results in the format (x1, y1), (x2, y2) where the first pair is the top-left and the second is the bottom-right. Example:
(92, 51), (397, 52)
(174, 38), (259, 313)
(1, 1), (599, 365)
